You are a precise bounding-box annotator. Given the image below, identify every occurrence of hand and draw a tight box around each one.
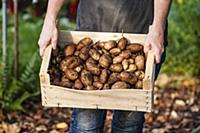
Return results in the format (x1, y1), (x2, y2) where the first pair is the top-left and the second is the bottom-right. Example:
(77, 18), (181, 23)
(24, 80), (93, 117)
(38, 16), (58, 57)
(144, 25), (165, 64)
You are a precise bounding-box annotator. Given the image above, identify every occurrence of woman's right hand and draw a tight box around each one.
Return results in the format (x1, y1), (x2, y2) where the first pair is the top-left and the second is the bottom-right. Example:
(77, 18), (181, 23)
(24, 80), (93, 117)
(38, 16), (58, 57)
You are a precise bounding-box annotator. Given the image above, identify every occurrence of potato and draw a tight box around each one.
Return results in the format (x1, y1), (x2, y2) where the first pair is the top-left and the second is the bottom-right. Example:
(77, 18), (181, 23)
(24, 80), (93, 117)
(79, 37), (93, 46)
(99, 54), (112, 68)
(74, 51), (80, 56)
(64, 44), (76, 56)
(119, 50), (132, 59)
(108, 73), (119, 85)
(74, 65), (83, 73)
(135, 80), (143, 89)
(87, 57), (97, 64)
(74, 79), (83, 90)
(128, 58), (134, 64)
(119, 71), (137, 85)
(122, 59), (129, 70)
(81, 70), (93, 86)
(104, 40), (116, 50)
(135, 71), (145, 80)
(79, 46), (90, 60)
(109, 48), (121, 56)
(100, 69), (110, 83)
(60, 81), (73, 88)
(89, 49), (100, 61)
(113, 56), (124, 64)
(126, 64), (137, 72)
(76, 42), (85, 50)
(86, 61), (101, 75)
(135, 55), (145, 70)
(65, 69), (78, 80)
(111, 81), (130, 89)
(60, 57), (80, 71)
(93, 81), (104, 90)
(85, 85), (98, 90)
(109, 64), (123, 72)
(118, 37), (128, 50)
(98, 42), (105, 48)
(127, 43), (143, 53)
(103, 83), (110, 90)
(93, 76), (100, 82)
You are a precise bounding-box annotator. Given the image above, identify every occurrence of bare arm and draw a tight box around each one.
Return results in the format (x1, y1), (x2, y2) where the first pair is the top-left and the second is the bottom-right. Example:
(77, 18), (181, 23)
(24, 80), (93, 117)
(144, 0), (172, 64)
(38, 0), (64, 56)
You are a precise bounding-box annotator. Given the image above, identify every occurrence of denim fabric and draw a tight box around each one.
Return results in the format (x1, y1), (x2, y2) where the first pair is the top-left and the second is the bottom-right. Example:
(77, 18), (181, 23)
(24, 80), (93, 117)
(68, 51), (166, 133)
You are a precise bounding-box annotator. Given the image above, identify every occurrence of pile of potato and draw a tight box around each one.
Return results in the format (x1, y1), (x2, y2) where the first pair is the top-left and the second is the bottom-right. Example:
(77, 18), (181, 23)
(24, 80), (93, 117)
(48, 37), (146, 90)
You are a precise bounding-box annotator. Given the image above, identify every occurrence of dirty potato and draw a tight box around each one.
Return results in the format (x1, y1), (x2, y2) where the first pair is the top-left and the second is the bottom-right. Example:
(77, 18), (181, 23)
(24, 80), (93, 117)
(99, 54), (112, 68)
(118, 37), (128, 50)
(135, 55), (145, 70)
(109, 64), (123, 73)
(127, 43), (143, 53)
(65, 69), (78, 80)
(89, 49), (100, 61)
(64, 44), (76, 56)
(81, 70), (93, 86)
(100, 69), (110, 83)
(104, 40), (116, 50)
(111, 81), (130, 89)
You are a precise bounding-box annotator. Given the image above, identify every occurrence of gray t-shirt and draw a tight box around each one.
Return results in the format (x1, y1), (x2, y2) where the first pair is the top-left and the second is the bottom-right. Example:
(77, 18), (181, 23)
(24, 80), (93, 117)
(76, 0), (167, 44)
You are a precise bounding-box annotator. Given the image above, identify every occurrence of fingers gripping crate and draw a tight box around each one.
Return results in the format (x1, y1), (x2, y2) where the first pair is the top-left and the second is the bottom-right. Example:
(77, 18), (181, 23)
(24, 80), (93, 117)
(39, 31), (155, 112)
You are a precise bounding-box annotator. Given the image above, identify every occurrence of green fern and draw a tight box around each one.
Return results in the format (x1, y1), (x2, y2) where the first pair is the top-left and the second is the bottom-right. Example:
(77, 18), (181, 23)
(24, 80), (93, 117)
(0, 51), (41, 112)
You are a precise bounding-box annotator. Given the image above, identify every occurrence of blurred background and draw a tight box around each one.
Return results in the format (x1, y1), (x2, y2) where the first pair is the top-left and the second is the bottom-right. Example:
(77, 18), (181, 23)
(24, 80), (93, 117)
(0, 0), (199, 132)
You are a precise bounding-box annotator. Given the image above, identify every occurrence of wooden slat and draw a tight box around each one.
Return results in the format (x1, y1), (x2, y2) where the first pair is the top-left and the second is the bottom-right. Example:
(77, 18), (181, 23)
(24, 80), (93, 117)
(42, 85), (152, 112)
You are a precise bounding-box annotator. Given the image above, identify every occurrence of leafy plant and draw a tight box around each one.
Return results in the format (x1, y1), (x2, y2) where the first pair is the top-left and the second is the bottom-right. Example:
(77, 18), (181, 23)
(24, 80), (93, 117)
(0, 52), (41, 112)
(161, 0), (200, 76)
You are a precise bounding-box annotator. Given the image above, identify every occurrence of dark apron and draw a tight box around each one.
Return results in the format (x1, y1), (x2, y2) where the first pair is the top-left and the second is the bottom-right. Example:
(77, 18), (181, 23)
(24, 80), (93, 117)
(76, 0), (168, 78)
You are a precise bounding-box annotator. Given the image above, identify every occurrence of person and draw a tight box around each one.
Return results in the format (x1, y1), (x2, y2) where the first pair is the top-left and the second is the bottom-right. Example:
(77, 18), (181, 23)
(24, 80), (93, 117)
(38, 1), (172, 133)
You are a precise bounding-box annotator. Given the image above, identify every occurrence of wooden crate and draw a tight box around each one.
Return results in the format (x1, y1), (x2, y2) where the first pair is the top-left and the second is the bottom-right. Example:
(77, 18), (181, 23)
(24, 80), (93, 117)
(39, 31), (155, 112)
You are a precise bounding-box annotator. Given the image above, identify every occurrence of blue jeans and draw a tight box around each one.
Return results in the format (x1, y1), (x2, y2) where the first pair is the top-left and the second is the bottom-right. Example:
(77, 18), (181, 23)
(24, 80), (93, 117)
(69, 51), (166, 133)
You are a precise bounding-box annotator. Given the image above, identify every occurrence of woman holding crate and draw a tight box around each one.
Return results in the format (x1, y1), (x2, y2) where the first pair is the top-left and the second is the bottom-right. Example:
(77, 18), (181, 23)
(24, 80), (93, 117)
(38, 0), (172, 133)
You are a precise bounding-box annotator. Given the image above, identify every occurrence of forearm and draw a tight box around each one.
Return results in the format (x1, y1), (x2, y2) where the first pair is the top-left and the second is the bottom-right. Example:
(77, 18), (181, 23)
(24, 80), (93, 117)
(152, 0), (172, 31)
(45, 0), (64, 20)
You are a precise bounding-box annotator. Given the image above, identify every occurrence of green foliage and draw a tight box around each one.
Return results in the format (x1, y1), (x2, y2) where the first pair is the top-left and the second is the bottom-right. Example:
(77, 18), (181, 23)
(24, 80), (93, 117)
(161, 0), (200, 76)
(0, 52), (40, 112)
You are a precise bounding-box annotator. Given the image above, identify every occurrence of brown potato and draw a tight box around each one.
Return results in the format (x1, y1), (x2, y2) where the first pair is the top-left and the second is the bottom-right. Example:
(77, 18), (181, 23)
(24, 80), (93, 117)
(81, 70), (93, 86)
(108, 73), (119, 84)
(74, 65), (83, 73)
(93, 81), (104, 90)
(122, 59), (129, 70)
(109, 64), (123, 72)
(85, 85), (98, 90)
(64, 44), (76, 56)
(87, 57), (97, 64)
(100, 69), (110, 83)
(79, 46), (90, 60)
(60, 81), (73, 88)
(74, 79), (83, 90)
(79, 37), (93, 46)
(86, 61), (101, 75)
(74, 51), (80, 56)
(113, 56), (124, 64)
(60, 57), (80, 71)
(89, 49), (100, 61)
(126, 43), (143, 53)
(98, 42), (105, 48)
(103, 83), (110, 90)
(65, 69), (78, 80)
(126, 64), (137, 72)
(99, 54), (112, 68)
(135, 71), (145, 80)
(118, 37), (128, 50)
(135, 55), (145, 70)
(119, 50), (132, 59)
(76, 42), (85, 50)
(109, 48), (121, 56)
(135, 80), (143, 89)
(111, 81), (130, 89)
(93, 76), (100, 82)
(119, 71), (137, 85)
(128, 58), (134, 64)
(104, 40), (116, 50)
